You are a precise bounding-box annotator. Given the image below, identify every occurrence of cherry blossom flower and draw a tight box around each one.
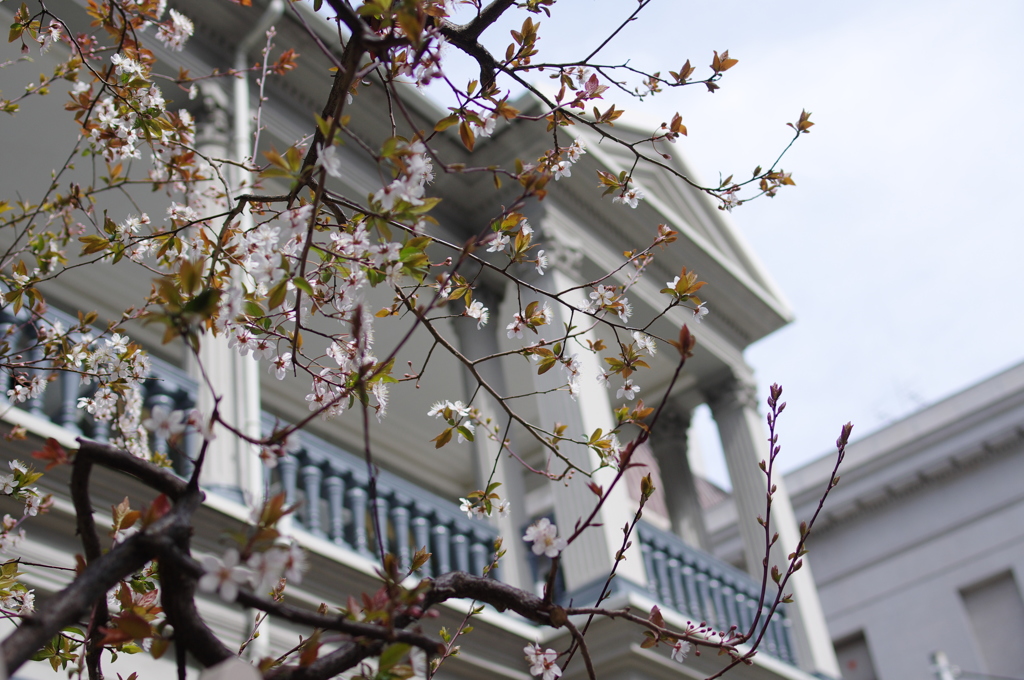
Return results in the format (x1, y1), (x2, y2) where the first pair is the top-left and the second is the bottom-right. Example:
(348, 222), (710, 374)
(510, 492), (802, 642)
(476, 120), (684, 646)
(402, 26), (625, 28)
(632, 331), (657, 355)
(524, 643), (562, 680)
(198, 549), (252, 602)
(318, 143), (344, 179)
(0, 475), (15, 495)
(167, 202), (198, 223)
(465, 300), (489, 329)
(372, 381), (389, 422)
(456, 421), (475, 443)
(566, 138), (586, 163)
(523, 518), (567, 558)
(460, 498), (488, 520)
(186, 409), (217, 442)
(143, 405), (186, 438)
(270, 353), (293, 380)
(720, 190), (741, 211)
(535, 250), (548, 275)
(617, 379), (639, 401)
(590, 285), (616, 307)
(692, 302), (709, 323)
(38, 21), (62, 54)
(283, 541), (307, 583)
(156, 9), (194, 51)
(671, 640), (692, 663)
(613, 187), (645, 209)
(248, 548), (287, 594)
(486, 232), (510, 253)
(552, 161), (572, 180)
(507, 314), (525, 339)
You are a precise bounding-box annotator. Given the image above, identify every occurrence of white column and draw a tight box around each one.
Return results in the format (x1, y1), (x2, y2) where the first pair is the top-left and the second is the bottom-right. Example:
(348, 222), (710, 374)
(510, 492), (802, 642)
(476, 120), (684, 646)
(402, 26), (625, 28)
(451, 284), (531, 590)
(187, 84), (264, 506)
(709, 377), (840, 678)
(527, 246), (648, 594)
(647, 403), (710, 550)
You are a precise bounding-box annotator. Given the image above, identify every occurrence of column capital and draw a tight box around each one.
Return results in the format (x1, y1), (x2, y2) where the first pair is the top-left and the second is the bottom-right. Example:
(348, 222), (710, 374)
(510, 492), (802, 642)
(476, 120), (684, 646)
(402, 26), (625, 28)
(706, 376), (760, 416)
(190, 82), (231, 150)
(650, 398), (691, 441)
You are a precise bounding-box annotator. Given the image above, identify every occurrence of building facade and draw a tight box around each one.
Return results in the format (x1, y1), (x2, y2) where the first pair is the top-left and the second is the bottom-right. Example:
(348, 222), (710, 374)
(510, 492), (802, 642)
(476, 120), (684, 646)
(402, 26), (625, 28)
(709, 362), (1024, 680)
(0, 1), (841, 678)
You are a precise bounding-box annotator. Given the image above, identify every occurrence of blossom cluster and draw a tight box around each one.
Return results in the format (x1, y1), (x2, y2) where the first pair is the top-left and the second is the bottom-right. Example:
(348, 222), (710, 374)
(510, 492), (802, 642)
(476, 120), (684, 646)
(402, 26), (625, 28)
(372, 140), (435, 212)
(199, 544), (307, 602)
(69, 332), (153, 458)
(0, 460), (52, 560)
(524, 643), (562, 680)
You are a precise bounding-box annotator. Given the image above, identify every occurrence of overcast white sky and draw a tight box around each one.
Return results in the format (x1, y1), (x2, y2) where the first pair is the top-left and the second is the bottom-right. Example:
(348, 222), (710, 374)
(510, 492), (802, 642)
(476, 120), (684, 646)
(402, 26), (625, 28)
(413, 0), (1024, 487)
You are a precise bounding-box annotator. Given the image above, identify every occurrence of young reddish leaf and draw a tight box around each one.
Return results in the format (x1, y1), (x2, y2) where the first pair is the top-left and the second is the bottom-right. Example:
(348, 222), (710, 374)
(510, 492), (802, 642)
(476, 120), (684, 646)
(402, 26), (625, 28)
(31, 437), (70, 471)
(141, 494), (172, 527)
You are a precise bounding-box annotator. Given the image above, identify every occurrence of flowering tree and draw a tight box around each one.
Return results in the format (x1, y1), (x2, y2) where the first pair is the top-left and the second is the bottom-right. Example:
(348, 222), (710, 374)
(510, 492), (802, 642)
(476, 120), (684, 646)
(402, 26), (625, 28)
(0, 1), (836, 679)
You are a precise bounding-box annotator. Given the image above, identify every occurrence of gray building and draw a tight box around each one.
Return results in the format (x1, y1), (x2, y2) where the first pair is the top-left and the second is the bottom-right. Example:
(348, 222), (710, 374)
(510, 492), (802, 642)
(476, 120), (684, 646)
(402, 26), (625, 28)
(709, 361), (1024, 680)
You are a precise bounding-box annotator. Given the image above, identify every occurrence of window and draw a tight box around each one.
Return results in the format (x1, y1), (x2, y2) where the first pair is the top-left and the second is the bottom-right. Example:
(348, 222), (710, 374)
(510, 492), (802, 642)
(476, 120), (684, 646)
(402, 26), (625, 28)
(960, 571), (1024, 677)
(834, 632), (878, 680)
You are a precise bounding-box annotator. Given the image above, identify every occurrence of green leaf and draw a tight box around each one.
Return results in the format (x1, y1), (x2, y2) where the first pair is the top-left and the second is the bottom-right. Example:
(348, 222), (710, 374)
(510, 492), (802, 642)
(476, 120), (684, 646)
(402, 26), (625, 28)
(379, 643), (410, 673)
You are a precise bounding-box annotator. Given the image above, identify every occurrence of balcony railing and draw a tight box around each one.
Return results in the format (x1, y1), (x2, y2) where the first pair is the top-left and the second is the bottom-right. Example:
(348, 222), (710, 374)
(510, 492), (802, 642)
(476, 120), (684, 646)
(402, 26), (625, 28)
(263, 414), (499, 579)
(637, 521), (795, 664)
(0, 305), (199, 474)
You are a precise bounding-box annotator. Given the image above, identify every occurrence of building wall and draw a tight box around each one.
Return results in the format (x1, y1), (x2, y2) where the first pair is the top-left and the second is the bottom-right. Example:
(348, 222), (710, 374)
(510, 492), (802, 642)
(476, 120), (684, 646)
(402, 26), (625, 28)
(778, 362), (1024, 680)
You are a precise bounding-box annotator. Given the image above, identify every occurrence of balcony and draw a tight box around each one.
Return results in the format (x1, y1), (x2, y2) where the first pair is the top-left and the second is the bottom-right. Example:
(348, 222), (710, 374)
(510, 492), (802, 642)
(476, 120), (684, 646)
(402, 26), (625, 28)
(637, 521), (796, 664)
(0, 306), (806, 674)
(263, 414), (500, 579)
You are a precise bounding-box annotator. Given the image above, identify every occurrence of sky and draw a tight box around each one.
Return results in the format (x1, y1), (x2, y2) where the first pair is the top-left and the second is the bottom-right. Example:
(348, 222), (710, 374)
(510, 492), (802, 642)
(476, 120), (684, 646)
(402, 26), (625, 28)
(411, 0), (1024, 488)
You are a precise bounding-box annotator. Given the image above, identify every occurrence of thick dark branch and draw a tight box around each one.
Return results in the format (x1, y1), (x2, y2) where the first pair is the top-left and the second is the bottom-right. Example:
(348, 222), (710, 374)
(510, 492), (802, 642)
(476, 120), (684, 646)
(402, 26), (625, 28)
(437, 23), (499, 88)
(236, 584), (443, 654)
(154, 533), (235, 668)
(425, 571), (552, 626)
(70, 451), (108, 680)
(0, 532), (151, 676)
(76, 438), (189, 500)
(434, 0), (514, 87)
(463, 0), (518, 42)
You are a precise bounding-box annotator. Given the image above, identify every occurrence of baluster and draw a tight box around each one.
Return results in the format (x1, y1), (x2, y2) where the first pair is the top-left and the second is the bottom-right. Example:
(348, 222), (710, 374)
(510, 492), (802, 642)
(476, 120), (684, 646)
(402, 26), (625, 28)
(761, 604), (780, 656)
(411, 512), (432, 577)
(372, 494), (391, 556)
(682, 564), (701, 622)
(300, 463), (325, 537)
(719, 583), (740, 630)
(653, 548), (673, 605)
(640, 536), (659, 599)
(707, 577), (725, 630)
(668, 557), (686, 613)
(91, 411), (110, 443)
(178, 428), (197, 479)
(733, 593), (752, 631)
(278, 455), (299, 507)
(324, 472), (347, 546)
(432, 523), (451, 575)
(469, 534), (488, 576)
(778, 616), (795, 663)
(146, 393), (176, 455)
(695, 571), (716, 627)
(56, 369), (82, 435)
(347, 481), (370, 555)
(391, 499), (411, 572)
(451, 531), (469, 573)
